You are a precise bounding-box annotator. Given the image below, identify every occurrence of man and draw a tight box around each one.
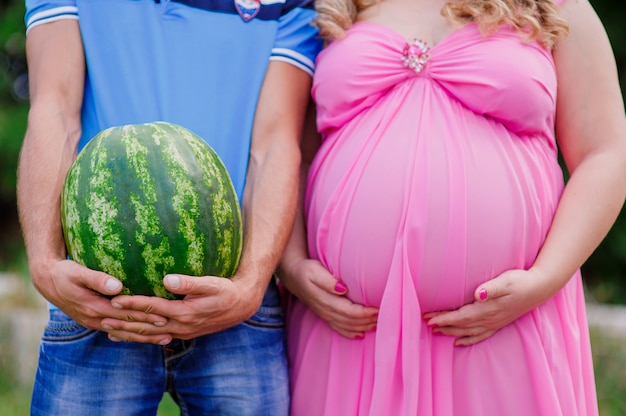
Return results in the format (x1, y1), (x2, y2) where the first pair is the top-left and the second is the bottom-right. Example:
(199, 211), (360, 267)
(17, 1), (321, 414)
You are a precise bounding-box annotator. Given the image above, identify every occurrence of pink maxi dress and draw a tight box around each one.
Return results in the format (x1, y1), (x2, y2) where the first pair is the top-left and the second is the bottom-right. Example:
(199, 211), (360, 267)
(286, 3), (599, 416)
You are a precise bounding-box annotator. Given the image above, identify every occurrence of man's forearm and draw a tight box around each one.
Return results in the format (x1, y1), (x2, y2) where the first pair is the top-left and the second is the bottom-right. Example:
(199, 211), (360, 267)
(232, 60), (312, 303)
(236, 139), (301, 297)
(17, 109), (82, 276)
(17, 20), (85, 279)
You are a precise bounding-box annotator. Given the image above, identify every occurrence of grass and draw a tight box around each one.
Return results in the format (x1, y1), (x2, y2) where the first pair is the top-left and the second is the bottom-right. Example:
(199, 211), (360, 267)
(0, 387), (179, 416)
(158, 394), (180, 416)
(592, 329), (626, 416)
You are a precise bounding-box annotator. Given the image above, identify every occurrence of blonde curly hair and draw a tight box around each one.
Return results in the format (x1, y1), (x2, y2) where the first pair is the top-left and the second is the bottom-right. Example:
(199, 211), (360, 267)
(315, 0), (569, 48)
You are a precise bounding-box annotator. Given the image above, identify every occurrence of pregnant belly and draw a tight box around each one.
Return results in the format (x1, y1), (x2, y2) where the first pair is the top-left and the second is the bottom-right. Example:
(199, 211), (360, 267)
(305, 108), (562, 311)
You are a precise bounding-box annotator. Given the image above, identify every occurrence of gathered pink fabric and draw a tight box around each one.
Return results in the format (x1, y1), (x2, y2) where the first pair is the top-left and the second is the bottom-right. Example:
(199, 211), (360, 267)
(286, 5), (598, 415)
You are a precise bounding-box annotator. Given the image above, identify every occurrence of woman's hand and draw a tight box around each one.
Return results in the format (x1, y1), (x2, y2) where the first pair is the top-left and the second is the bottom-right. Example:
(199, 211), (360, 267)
(423, 268), (551, 346)
(280, 258), (379, 339)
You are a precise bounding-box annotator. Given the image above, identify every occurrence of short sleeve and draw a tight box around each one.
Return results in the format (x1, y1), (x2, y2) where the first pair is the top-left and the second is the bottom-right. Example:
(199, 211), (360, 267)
(271, 0), (323, 75)
(25, 1), (78, 34)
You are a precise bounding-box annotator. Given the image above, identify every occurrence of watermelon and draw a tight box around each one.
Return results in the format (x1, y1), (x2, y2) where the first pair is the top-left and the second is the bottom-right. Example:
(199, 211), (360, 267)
(60, 122), (243, 299)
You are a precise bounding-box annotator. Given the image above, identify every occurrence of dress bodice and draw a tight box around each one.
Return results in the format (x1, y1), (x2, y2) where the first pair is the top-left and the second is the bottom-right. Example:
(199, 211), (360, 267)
(313, 22), (558, 140)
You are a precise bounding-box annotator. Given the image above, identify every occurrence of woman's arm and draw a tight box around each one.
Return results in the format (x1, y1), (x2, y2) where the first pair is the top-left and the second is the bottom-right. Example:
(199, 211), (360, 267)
(423, 0), (626, 346)
(278, 104), (379, 339)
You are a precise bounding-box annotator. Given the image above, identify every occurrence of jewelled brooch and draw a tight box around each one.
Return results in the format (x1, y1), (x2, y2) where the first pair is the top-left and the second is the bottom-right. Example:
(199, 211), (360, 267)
(401, 39), (431, 74)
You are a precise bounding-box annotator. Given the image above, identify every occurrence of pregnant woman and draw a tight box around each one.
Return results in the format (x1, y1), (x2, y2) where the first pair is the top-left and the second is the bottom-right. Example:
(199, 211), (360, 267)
(279, 0), (626, 414)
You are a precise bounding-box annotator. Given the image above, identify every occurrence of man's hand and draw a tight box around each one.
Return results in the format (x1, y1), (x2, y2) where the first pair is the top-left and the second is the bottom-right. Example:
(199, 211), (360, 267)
(423, 269), (548, 347)
(32, 259), (169, 333)
(100, 272), (264, 344)
(280, 258), (378, 339)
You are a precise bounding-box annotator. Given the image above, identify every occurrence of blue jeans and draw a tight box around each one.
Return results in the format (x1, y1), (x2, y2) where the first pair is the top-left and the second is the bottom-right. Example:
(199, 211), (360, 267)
(30, 280), (289, 416)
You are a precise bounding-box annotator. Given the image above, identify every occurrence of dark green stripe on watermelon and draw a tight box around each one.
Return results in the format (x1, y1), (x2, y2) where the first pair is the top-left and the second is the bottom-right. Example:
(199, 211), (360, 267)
(61, 122), (243, 299)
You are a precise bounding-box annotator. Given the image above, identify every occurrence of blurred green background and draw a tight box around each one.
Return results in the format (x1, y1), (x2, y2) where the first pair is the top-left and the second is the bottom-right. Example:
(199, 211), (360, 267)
(0, 0), (625, 415)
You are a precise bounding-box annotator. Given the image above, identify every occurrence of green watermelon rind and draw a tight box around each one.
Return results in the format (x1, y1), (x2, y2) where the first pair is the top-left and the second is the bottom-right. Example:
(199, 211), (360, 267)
(60, 122), (243, 299)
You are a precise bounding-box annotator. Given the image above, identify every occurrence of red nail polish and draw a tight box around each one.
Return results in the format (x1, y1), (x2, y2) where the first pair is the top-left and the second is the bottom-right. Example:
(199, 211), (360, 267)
(334, 280), (347, 293)
(479, 288), (488, 301)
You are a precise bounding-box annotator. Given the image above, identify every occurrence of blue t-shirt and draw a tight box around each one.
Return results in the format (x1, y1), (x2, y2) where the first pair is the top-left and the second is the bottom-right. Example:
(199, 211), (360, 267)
(25, 0), (323, 200)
